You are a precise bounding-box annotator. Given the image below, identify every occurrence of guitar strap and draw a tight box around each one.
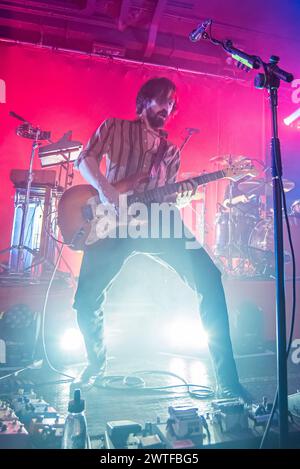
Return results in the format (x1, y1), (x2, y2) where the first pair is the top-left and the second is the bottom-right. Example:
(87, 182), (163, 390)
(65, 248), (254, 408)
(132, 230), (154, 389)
(136, 135), (168, 187)
(149, 137), (168, 175)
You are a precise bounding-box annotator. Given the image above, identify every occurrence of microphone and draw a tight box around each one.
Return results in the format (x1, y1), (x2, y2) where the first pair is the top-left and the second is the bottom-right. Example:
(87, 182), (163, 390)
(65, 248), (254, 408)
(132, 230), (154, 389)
(189, 19), (212, 42)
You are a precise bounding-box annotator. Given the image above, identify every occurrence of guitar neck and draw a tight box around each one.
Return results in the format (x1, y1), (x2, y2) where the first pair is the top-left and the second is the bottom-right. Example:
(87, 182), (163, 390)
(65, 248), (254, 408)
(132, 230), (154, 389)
(128, 169), (226, 204)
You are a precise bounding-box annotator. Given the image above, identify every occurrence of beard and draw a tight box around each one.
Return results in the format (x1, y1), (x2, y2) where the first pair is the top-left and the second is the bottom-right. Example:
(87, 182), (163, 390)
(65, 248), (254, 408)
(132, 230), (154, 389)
(146, 108), (167, 129)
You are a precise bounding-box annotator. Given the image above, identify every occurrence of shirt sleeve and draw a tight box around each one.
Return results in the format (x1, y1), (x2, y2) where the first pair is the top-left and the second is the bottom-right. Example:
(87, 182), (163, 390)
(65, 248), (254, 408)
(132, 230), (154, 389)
(165, 144), (180, 184)
(74, 118), (115, 169)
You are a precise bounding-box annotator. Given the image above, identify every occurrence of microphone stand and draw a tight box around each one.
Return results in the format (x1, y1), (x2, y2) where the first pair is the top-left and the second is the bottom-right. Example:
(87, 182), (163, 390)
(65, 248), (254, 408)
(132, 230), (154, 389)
(17, 128), (40, 273)
(192, 23), (293, 448)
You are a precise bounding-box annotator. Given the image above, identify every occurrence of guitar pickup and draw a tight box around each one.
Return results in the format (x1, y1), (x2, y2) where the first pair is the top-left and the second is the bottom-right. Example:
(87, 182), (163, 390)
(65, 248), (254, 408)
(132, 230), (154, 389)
(81, 204), (94, 221)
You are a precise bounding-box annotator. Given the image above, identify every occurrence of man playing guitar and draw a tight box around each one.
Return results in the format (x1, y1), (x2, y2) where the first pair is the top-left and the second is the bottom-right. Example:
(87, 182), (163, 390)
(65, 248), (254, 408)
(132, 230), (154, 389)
(71, 77), (251, 401)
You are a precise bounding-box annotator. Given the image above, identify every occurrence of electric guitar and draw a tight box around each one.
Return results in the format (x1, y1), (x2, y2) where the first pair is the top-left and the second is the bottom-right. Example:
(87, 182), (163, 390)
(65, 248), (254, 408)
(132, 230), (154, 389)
(57, 161), (257, 251)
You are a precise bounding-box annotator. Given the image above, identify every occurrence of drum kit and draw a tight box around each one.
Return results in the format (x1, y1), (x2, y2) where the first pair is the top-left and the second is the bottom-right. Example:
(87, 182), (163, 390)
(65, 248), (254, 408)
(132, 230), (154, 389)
(212, 155), (299, 278)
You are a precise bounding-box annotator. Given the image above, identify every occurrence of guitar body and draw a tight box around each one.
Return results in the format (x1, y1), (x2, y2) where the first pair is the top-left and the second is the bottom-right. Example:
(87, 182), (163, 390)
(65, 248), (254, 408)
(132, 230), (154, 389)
(57, 174), (143, 251)
(57, 184), (97, 251)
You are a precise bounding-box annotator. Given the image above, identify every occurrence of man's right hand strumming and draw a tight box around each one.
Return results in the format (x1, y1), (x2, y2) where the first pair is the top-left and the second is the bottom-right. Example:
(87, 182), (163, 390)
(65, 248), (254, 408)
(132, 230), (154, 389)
(98, 185), (120, 214)
(77, 156), (120, 214)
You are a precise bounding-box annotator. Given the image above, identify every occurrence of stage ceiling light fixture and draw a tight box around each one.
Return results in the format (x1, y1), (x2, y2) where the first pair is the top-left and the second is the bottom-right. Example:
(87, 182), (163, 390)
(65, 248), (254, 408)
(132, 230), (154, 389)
(92, 42), (125, 57)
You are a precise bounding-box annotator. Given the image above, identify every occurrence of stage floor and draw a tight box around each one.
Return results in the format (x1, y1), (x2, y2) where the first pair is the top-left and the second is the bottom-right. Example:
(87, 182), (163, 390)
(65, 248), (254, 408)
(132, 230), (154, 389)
(2, 347), (300, 448)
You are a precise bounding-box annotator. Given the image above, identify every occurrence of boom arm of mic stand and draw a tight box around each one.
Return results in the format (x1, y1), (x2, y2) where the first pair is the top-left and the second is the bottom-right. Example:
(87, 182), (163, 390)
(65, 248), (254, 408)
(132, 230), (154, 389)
(199, 29), (294, 82)
(223, 40), (261, 69)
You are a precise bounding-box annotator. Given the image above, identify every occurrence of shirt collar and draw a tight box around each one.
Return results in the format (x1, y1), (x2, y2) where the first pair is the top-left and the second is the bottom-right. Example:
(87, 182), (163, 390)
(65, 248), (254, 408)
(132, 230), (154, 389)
(136, 117), (168, 139)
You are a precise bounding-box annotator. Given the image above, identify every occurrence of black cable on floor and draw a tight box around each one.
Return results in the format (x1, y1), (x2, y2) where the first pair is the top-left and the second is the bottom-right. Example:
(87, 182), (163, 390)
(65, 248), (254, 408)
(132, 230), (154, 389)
(93, 370), (214, 399)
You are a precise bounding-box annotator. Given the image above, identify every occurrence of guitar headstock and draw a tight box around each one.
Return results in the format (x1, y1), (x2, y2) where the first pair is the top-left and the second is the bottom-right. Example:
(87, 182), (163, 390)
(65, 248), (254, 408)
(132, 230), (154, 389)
(224, 160), (259, 181)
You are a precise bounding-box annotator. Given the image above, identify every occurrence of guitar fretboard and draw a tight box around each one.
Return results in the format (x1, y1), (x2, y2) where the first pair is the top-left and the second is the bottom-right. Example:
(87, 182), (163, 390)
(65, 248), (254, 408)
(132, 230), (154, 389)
(128, 169), (225, 204)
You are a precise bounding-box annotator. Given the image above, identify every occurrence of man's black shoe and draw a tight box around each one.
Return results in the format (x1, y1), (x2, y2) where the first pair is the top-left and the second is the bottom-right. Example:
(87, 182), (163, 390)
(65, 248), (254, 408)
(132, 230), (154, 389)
(216, 383), (253, 404)
(72, 362), (106, 386)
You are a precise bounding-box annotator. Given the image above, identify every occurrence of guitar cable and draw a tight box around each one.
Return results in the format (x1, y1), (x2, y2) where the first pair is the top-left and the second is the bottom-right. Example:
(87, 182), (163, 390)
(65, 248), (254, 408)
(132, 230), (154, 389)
(39, 243), (75, 381)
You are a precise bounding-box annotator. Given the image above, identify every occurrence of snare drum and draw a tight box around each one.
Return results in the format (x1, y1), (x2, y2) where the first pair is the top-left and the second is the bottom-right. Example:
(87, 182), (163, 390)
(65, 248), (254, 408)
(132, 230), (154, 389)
(214, 211), (256, 257)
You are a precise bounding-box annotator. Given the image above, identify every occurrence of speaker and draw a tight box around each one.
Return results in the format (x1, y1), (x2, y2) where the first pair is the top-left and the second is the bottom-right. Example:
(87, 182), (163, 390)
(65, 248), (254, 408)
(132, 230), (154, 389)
(0, 304), (40, 368)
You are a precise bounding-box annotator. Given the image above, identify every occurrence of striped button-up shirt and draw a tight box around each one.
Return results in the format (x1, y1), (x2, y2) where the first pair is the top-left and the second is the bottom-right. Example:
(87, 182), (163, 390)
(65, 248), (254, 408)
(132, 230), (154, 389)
(75, 117), (180, 192)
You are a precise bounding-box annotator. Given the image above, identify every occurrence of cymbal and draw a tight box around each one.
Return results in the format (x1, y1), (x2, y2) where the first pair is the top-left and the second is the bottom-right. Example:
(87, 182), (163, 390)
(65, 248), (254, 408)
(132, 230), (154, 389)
(266, 179), (295, 193)
(210, 154), (252, 165)
(238, 179), (265, 194)
(238, 178), (295, 194)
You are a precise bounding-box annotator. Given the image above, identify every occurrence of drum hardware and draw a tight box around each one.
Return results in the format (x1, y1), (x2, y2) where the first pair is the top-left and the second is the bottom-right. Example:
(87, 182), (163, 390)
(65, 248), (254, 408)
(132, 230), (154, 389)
(214, 172), (296, 278)
(8, 185), (64, 275)
(0, 113), (51, 276)
(8, 170), (64, 273)
(0, 112), (79, 278)
(227, 175), (238, 271)
(215, 208), (299, 280)
(214, 207), (299, 280)
(210, 154), (260, 274)
(213, 156), (259, 274)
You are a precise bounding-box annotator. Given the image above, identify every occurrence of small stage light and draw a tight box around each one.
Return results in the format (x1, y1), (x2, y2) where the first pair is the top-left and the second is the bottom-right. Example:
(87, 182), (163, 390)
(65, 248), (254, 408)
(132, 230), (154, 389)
(60, 328), (84, 352)
(165, 317), (208, 351)
(0, 303), (40, 367)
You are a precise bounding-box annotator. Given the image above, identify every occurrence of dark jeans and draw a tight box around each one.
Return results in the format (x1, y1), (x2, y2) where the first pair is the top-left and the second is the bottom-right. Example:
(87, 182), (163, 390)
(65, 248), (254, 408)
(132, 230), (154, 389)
(73, 215), (239, 388)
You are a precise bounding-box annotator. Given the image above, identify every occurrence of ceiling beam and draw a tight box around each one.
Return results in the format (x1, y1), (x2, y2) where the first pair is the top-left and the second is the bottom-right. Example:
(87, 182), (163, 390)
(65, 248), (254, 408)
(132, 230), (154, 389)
(118, 0), (131, 31)
(144, 0), (166, 58)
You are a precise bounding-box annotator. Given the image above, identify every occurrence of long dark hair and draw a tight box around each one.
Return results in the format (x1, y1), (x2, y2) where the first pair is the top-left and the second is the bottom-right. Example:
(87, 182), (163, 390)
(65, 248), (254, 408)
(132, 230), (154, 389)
(136, 77), (177, 115)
